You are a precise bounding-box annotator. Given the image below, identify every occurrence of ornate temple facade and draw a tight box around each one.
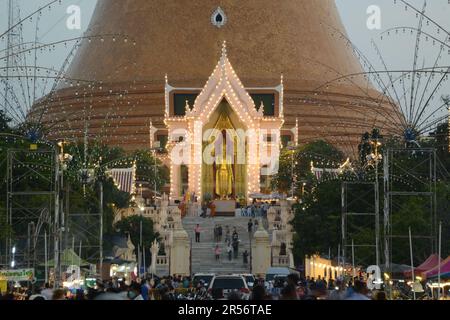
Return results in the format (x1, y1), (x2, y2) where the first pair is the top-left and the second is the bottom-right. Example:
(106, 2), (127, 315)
(164, 43), (283, 202)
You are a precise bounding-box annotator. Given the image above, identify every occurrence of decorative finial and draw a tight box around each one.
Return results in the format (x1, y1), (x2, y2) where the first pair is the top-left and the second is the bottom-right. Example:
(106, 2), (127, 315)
(281, 73), (284, 85)
(185, 100), (191, 114)
(165, 73), (168, 85)
(259, 101), (265, 115)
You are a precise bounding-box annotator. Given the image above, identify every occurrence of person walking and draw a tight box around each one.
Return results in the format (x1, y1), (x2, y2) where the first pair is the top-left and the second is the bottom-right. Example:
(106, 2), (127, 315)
(243, 250), (249, 264)
(227, 242), (233, 261)
(254, 219), (259, 232)
(218, 225), (223, 242)
(195, 224), (201, 243)
(215, 244), (221, 262)
(248, 219), (253, 235)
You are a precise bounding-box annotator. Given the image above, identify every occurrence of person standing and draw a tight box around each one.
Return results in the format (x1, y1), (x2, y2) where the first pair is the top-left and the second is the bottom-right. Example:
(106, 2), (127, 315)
(227, 242), (233, 261)
(243, 250), (249, 264)
(141, 279), (150, 300)
(254, 219), (259, 232)
(215, 244), (222, 261)
(248, 219), (253, 235)
(213, 225), (219, 242)
(40, 283), (53, 301)
(225, 226), (231, 243)
(195, 224), (201, 243)
(232, 238), (239, 259)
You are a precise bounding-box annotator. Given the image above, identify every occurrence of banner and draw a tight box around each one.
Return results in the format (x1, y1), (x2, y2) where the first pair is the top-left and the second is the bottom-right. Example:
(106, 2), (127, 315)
(0, 280), (7, 293)
(0, 269), (35, 282)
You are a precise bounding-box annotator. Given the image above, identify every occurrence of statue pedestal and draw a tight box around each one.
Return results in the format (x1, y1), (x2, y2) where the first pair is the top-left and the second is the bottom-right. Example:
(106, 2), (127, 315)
(213, 200), (235, 216)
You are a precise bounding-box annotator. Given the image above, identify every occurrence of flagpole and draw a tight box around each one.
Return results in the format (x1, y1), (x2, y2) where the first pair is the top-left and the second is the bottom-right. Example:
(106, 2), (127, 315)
(337, 244), (341, 278)
(409, 227), (416, 300)
(71, 236), (75, 267)
(143, 245), (146, 277)
(137, 245), (141, 279)
(352, 239), (356, 280)
(79, 240), (82, 267)
(44, 231), (48, 284)
(438, 221), (442, 300)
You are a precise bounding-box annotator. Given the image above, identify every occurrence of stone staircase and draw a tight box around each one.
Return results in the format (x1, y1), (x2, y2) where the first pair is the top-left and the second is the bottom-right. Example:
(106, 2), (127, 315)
(182, 216), (256, 275)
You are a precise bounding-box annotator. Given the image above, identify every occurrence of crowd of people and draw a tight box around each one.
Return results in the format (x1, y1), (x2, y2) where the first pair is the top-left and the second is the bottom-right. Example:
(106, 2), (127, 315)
(3, 272), (447, 300)
(238, 201), (271, 218)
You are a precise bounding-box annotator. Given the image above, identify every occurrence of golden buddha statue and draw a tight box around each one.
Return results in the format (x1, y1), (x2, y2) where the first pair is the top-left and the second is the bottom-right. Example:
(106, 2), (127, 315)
(215, 144), (234, 199)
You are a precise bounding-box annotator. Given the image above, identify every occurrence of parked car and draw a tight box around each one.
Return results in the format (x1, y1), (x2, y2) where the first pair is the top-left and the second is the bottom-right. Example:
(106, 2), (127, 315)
(208, 275), (250, 300)
(234, 274), (256, 289)
(265, 267), (299, 290)
(193, 273), (215, 287)
(265, 267), (292, 282)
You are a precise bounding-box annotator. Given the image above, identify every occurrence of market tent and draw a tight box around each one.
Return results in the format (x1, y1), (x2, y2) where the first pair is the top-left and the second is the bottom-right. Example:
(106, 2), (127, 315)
(42, 248), (90, 267)
(404, 254), (442, 278)
(424, 256), (450, 280)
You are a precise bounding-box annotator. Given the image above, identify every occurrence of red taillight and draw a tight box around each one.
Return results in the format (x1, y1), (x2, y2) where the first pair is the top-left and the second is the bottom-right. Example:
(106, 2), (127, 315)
(240, 288), (250, 293)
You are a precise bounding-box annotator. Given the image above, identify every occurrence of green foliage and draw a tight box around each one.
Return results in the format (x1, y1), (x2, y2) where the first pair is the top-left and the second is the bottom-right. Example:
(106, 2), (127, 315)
(0, 110), (12, 133)
(287, 137), (450, 267)
(271, 140), (345, 194)
(291, 180), (341, 264)
(132, 150), (169, 193)
(114, 215), (159, 255)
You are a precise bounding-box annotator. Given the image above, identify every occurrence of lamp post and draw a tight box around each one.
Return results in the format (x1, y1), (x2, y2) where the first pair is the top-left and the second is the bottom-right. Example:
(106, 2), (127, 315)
(366, 129), (382, 268)
(54, 140), (72, 288)
(287, 145), (297, 200)
(249, 229), (252, 274)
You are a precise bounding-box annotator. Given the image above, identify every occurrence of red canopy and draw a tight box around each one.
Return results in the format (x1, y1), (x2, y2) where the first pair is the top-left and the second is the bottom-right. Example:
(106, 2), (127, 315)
(424, 256), (450, 279)
(404, 254), (442, 278)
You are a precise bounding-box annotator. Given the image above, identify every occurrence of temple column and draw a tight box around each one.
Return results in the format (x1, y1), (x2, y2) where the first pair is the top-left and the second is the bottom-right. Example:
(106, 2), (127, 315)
(169, 215), (191, 276)
(252, 221), (271, 276)
(170, 163), (182, 200)
(188, 120), (203, 199)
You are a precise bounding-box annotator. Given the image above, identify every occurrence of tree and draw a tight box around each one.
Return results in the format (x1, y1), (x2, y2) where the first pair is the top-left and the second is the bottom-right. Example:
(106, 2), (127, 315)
(271, 140), (345, 196)
(282, 141), (346, 264)
(0, 110), (12, 132)
(291, 180), (341, 265)
(133, 150), (169, 195)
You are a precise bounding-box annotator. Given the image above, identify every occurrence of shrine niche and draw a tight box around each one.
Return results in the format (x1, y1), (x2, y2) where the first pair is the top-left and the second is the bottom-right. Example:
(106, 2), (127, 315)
(165, 42), (284, 207)
(202, 101), (247, 201)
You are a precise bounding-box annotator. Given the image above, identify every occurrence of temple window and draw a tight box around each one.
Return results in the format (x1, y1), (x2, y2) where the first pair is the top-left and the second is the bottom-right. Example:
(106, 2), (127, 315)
(250, 93), (276, 116)
(281, 135), (292, 148)
(157, 134), (168, 152)
(173, 93), (198, 116)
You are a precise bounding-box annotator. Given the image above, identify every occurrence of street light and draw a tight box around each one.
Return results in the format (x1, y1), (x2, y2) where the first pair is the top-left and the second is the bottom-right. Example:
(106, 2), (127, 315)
(10, 246), (16, 269)
(366, 129), (383, 269)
